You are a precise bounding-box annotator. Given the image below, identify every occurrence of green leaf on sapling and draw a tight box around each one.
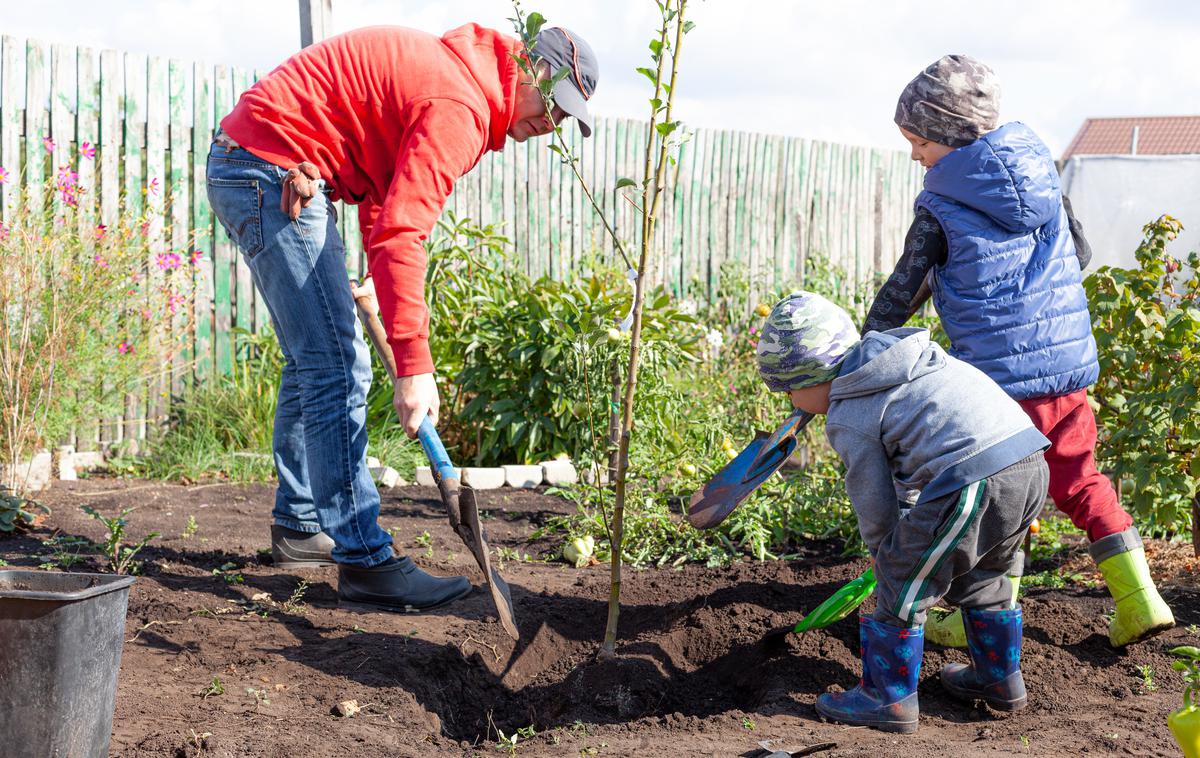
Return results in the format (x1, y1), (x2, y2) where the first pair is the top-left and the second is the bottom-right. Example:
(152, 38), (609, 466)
(525, 12), (546, 41)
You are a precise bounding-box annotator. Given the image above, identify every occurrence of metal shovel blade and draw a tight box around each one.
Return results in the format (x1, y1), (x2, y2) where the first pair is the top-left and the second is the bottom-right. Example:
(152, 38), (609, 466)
(420, 419), (518, 640)
(745, 409), (811, 483)
(687, 410), (814, 531)
(456, 484), (518, 640)
(687, 431), (770, 529)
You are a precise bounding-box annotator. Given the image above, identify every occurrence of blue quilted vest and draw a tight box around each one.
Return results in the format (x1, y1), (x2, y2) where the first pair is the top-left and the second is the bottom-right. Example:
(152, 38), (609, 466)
(917, 122), (1099, 400)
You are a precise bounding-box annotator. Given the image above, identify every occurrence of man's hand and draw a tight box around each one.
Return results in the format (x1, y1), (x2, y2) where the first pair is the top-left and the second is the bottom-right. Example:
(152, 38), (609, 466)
(281, 161), (322, 220)
(349, 276), (377, 314)
(395, 373), (439, 439)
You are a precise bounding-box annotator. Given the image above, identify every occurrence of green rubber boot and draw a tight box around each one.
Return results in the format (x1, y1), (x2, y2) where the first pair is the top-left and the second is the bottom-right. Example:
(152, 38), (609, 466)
(1093, 529), (1174, 647)
(925, 576), (1020, 648)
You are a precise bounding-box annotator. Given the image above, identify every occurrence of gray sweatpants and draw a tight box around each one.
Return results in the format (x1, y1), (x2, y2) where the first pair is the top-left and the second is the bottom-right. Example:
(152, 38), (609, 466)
(870, 452), (1049, 628)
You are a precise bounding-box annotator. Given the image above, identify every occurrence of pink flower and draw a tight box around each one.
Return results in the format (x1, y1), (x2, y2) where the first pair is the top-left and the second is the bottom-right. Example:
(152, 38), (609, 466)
(94, 224), (107, 240)
(0, 166), (9, 184)
(749, 340), (757, 349)
(93, 253), (109, 269)
(140, 222), (151, 237)
(0, 223), (9, 242)
(117, 340), (134, 355)
(55, 166), (77, 189)
(140, 308), (151, 320)
(748, 326), (757, 336)
(167, 292), (186, 314)
(55, 166), (81, 207)
(189, 249), (204, 265)
(42, 136), (55, 153)
(155, 252), (181, 270)
(80, 142), (95, 160)
(147, 177), (160, 196)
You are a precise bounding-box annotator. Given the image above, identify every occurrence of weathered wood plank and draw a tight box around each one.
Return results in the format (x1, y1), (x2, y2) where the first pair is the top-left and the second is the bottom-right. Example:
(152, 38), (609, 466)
(145, 55), (169, 432)
(167, 58), (189, 395)
(211, 64), (234, 375)
(121, 51), (147, 443)
(192, 62), (214, 381)
(76, 48), (98, 238)
(1, 37), (24, 222)
(97, 49), (119, 227)
(24, 40), (48, 222)
(231, 67), (254, 340)
(49, 43), (75, 217)
(74, 47), (100, 451)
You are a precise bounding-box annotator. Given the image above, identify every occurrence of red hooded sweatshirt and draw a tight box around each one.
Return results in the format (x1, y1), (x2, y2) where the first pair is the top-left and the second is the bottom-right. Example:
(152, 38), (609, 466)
(220, 24), (521, 376)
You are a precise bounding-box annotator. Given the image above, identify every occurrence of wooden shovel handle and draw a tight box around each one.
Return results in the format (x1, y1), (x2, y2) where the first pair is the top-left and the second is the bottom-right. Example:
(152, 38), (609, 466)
(351, 285), (398, 384)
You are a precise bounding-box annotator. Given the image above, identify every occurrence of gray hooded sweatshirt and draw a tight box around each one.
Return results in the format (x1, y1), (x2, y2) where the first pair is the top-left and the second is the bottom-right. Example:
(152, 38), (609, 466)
(826, 328), (1049, 551)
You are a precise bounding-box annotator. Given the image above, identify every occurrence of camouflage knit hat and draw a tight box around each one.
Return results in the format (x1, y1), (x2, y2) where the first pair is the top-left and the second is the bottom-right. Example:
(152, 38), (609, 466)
(895, 54), (1000, 148)
(756, 292), (860, 392)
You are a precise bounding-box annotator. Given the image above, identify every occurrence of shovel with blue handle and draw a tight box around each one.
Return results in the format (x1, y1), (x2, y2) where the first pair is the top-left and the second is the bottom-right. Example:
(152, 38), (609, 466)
(353, 284), (518, 640)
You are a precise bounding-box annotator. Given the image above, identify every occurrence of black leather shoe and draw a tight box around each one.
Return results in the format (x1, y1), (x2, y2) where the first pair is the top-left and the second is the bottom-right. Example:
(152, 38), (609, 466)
(270, 525), (336, 569)
(338, 556), (472, 613)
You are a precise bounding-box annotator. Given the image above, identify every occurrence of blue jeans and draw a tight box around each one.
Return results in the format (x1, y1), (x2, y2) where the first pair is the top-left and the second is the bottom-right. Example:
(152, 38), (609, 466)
(206, 142), (392, 567)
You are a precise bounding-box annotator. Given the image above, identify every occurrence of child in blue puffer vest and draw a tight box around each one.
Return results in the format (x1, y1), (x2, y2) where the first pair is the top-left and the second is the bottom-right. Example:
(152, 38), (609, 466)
(864, 55), (1173, 649)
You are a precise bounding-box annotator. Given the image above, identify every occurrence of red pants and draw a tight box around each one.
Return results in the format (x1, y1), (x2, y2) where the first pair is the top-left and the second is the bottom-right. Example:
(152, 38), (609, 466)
(1017, 389), (1132, 543)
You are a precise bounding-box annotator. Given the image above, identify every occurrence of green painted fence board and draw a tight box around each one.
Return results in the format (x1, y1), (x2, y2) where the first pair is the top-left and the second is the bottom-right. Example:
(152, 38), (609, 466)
(1, 37), (22, 221)
(211, 64), (234, 376)
(24, 40), (47, 223)
(192, 62), (213, 382)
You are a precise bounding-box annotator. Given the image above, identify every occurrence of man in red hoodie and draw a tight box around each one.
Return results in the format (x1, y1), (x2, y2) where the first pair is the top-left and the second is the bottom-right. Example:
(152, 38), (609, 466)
(206, 24), (598, 613)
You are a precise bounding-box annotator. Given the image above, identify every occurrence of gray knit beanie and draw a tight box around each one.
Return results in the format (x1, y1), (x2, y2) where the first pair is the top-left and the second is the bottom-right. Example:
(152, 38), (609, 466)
(894, 54), (1001, 148)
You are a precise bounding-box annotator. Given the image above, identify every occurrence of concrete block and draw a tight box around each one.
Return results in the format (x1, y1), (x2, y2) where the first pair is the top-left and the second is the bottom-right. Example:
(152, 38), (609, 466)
(370, 466), (403, 489)
(502, 464), (543, 488)
(56, 445), (77, 481)
(415, 466), (436, 487)
(4, 450), (53, 493)
(462, 467), (505, 490)
(541, 459), (578, 486)
(72, 451), (106, 470)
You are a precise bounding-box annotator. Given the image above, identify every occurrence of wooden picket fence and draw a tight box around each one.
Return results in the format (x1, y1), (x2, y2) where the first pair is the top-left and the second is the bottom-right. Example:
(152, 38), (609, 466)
(0, 35), (922, 446)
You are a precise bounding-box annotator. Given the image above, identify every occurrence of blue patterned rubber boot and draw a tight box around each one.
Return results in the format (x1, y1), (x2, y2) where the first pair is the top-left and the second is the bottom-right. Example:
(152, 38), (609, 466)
(815, 615), (923, 734)
(940, 606), (1027, 712)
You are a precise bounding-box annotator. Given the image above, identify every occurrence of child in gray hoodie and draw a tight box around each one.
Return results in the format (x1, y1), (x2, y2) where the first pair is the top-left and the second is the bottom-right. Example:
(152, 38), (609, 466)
(756, 291), (1050, 734)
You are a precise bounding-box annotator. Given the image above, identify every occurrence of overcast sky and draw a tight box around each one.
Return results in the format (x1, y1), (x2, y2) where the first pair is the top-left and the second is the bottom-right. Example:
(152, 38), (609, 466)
(5, 0), (1200, 155)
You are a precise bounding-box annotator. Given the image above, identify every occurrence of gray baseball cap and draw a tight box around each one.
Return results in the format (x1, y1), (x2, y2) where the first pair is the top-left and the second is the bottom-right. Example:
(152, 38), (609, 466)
(531, 27), (598, 137)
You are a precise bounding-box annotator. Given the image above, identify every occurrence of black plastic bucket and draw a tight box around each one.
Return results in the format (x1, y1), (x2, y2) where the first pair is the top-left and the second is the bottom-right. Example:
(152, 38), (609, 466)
(0, 570), (136, 757)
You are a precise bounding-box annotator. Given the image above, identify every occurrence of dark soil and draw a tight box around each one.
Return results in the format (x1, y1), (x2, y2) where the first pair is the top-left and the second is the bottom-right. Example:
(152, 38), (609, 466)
(2, 477), (1197, 757)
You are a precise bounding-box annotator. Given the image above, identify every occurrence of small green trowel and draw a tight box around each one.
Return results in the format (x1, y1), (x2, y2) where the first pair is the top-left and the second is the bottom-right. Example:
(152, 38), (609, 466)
(762, 568), (876, 651)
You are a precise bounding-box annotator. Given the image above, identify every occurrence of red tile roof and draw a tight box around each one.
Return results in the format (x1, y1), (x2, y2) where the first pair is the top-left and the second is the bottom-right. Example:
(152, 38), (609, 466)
(1062, 116), (1200, 159)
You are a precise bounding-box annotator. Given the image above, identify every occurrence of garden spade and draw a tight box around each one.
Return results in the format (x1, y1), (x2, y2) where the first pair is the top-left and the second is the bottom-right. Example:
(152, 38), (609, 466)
(687, 276), (932, 531)
(352, 287), (519, 640)
(686, 409), (813, 529)
(761, 568), (876, 652)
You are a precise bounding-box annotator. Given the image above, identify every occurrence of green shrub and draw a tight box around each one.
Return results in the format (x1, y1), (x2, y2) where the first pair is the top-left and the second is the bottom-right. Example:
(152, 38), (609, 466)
(1085, 214), (1200, 538)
